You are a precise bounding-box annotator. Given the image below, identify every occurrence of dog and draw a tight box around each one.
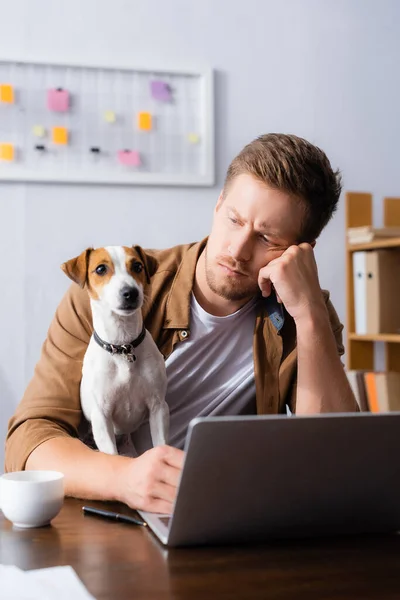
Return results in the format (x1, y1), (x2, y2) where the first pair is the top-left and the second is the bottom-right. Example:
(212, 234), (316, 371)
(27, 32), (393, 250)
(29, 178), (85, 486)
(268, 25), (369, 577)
(61, 245), (169, 456)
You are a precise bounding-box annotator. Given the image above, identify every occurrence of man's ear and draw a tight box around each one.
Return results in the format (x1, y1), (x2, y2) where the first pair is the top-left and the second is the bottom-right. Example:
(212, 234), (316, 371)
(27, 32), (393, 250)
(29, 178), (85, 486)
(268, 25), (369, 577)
(215, 190), (224, 214)
(61, 248), (93, 288)
(133, 246), (158, 284)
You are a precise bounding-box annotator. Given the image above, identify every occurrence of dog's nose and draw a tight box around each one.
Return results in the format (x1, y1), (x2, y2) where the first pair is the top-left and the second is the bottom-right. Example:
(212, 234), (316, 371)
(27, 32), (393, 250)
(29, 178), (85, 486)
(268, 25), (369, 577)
(120, 286), (139, 303)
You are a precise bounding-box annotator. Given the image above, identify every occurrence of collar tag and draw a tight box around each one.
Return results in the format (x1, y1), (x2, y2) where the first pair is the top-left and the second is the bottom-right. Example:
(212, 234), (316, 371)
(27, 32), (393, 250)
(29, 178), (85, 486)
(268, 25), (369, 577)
(121, 344), (136, 362)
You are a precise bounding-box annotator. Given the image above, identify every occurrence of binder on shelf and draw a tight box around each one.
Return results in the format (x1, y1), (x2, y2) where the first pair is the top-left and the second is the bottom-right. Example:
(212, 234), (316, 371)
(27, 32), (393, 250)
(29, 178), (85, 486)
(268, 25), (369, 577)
(374, 372), (400, 412)
(363, 371), (400, 412)
(364, 372), (380, 412)
(345, 370), (370, 412)
(352, 251), (367, 334)
(365, 249), (400, 334)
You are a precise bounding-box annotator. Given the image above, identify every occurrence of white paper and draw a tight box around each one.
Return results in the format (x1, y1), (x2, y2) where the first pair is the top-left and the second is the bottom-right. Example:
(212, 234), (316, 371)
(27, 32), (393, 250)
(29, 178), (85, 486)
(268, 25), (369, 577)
(0, 564), (96, 600)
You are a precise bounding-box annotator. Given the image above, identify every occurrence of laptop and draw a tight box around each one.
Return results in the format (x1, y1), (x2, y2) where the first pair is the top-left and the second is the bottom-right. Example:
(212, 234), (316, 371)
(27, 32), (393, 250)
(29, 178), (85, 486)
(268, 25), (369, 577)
(138, 413), (400, 547)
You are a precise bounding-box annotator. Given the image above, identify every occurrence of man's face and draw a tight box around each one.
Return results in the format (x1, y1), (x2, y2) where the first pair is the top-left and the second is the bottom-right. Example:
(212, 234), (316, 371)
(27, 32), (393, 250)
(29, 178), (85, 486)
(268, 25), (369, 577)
(205, 173), (305, 302)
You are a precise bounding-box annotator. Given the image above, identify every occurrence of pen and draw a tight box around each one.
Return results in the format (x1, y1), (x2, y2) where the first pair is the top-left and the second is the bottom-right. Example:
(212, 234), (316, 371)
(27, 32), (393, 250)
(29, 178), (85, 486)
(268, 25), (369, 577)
(82, 505), (147, 526)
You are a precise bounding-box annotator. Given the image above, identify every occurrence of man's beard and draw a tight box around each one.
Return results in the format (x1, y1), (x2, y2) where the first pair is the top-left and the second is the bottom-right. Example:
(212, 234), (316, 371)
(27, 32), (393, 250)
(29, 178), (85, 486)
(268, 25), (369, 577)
(204, 247), (259, 301)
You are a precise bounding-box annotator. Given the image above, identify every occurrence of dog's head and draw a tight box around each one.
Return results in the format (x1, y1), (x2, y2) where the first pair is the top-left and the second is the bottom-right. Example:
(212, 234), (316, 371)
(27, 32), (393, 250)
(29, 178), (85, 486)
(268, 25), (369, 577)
(61, 245), (158, 316)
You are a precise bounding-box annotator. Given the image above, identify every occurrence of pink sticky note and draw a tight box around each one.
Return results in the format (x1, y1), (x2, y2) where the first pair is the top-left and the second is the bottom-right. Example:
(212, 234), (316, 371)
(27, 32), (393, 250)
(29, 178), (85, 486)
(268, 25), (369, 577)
(150, 80), (171, 101)
(117, 150), (141, 166)
(47, 88), (69, 112)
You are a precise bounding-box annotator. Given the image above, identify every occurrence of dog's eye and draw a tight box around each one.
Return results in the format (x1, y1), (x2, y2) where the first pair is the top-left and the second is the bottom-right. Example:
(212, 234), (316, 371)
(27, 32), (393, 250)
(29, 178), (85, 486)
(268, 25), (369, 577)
(95, 264), (107, 276)
(132, 261), (143, 274)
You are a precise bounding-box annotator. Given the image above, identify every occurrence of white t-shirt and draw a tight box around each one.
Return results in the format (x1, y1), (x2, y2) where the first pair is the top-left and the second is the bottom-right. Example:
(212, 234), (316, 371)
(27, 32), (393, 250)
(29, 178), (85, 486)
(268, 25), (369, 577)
(131, 294), (258, 454)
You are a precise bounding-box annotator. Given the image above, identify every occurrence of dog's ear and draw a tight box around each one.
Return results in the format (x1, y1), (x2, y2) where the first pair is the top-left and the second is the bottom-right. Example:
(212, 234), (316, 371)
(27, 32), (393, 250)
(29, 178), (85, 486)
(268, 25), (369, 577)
(61, 248), (93, 288)
(133, 246), (158, 284)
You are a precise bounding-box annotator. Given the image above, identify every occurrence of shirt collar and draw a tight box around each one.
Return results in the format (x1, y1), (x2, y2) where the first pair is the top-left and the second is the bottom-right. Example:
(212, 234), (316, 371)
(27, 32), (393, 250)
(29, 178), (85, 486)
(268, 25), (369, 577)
(164, 237), (285, 332)
(262, 293), (285, 332)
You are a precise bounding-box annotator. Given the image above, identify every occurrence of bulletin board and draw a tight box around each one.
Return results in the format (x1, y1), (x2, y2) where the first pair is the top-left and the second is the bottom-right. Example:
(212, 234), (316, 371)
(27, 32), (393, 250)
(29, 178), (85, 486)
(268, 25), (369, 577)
(0, 58), (214, 186)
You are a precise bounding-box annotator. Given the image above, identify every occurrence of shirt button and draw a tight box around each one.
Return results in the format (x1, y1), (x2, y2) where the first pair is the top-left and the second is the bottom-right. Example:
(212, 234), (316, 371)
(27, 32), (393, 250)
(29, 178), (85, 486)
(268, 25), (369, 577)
(180, 330), (189, 339)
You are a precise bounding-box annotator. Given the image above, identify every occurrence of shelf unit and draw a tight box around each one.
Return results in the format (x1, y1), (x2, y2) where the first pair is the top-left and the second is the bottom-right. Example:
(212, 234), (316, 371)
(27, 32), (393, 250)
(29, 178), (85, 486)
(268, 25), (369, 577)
(346, 193), (400, 372)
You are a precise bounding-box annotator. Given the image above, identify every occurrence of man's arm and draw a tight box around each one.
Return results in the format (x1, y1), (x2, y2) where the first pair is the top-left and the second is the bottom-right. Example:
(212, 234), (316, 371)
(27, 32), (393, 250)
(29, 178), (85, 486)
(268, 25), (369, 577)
(5, 283), (92, 472)
(294, 301), (358, 413)
(259, 243), (358, 413)
(26, 437), (183, 514)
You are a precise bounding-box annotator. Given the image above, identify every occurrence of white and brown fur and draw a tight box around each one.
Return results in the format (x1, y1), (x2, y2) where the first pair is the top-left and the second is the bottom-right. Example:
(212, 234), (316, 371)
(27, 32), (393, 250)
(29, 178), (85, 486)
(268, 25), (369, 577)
(61, 245), (169, 456)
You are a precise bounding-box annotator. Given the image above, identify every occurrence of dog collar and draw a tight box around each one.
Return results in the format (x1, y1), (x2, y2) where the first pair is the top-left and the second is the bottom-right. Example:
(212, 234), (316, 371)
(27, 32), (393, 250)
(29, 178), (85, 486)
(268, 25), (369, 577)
(92, 324), (146, 363)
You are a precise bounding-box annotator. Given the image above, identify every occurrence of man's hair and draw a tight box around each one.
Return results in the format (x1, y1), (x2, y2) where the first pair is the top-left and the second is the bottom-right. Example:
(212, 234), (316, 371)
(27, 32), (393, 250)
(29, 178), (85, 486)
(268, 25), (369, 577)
(223, 133), (342, 241)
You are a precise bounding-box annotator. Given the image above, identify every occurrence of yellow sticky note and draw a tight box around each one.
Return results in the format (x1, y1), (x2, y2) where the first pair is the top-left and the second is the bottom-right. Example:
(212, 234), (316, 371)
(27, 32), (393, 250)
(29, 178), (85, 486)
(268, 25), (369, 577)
(188, 133), (200, 144)
(0, 143), (15, 161)
(0, 84), (14, 104)
(52, 126), (68, 145)
(138, 112), (152, 131)
(33, 125), (46, 138)
(104, 110), (116, 123)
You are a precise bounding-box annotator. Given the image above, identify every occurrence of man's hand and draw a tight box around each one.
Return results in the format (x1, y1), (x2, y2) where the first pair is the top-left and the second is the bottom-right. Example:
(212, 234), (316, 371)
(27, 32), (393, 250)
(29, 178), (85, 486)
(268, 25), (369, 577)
(115, 445), (185, 514)
(258, 243), (326, 323)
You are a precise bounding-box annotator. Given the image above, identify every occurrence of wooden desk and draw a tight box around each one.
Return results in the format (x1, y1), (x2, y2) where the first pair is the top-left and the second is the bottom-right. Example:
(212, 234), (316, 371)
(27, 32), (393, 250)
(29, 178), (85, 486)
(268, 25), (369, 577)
(1, 498), (400, 599)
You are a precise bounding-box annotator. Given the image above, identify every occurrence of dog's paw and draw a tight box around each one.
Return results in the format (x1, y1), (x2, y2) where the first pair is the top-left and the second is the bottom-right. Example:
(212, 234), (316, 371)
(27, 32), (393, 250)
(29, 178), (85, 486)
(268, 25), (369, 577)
(117, 434), (138, 458)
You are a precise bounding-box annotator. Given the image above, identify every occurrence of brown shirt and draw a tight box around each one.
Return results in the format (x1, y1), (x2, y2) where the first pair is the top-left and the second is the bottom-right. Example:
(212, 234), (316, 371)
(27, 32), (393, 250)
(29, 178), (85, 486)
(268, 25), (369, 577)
(5, 240), (345, 472)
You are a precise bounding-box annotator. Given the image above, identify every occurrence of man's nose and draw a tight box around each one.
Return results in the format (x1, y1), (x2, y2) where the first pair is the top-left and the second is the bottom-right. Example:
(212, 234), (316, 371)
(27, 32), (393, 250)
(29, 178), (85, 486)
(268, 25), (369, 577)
(228, 232), (252, 262)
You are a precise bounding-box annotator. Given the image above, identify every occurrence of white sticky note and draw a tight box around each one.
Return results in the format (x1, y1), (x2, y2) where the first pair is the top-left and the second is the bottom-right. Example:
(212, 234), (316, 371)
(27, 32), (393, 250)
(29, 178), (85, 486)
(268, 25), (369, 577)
(33, 125), (46, 138)
(104, 110), (116, 123)
(188, 133), (200, 144)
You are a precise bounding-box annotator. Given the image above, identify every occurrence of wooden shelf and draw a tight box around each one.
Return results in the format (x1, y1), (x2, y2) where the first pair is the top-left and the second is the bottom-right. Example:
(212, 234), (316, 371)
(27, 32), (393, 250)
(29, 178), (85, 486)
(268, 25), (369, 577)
(349, 333), (400, 343)
(347, 237), (400, 251)
(346, 193), (400, 372)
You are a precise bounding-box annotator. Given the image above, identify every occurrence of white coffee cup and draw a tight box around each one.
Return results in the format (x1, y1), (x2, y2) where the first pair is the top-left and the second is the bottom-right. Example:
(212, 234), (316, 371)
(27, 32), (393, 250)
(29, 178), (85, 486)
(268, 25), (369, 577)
(0, 471), (64, 528)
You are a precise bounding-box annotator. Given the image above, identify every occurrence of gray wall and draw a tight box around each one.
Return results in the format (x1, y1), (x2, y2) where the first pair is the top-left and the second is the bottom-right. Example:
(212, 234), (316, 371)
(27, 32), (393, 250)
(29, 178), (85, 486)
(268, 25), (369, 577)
(1, 0), (400, 469)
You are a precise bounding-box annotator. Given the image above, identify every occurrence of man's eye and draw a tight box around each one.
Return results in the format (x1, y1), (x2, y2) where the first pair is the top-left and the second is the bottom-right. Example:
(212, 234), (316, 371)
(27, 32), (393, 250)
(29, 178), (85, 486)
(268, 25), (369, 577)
(259, 235), (271, 244)
(95, 264), (107, 275)
(132, 261), (143, 273)
(229, 217), (238, 224)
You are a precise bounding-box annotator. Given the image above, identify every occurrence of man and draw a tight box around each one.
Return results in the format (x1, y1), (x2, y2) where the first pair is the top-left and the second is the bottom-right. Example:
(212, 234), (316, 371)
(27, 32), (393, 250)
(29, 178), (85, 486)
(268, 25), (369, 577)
(5, 133), (358, 514)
